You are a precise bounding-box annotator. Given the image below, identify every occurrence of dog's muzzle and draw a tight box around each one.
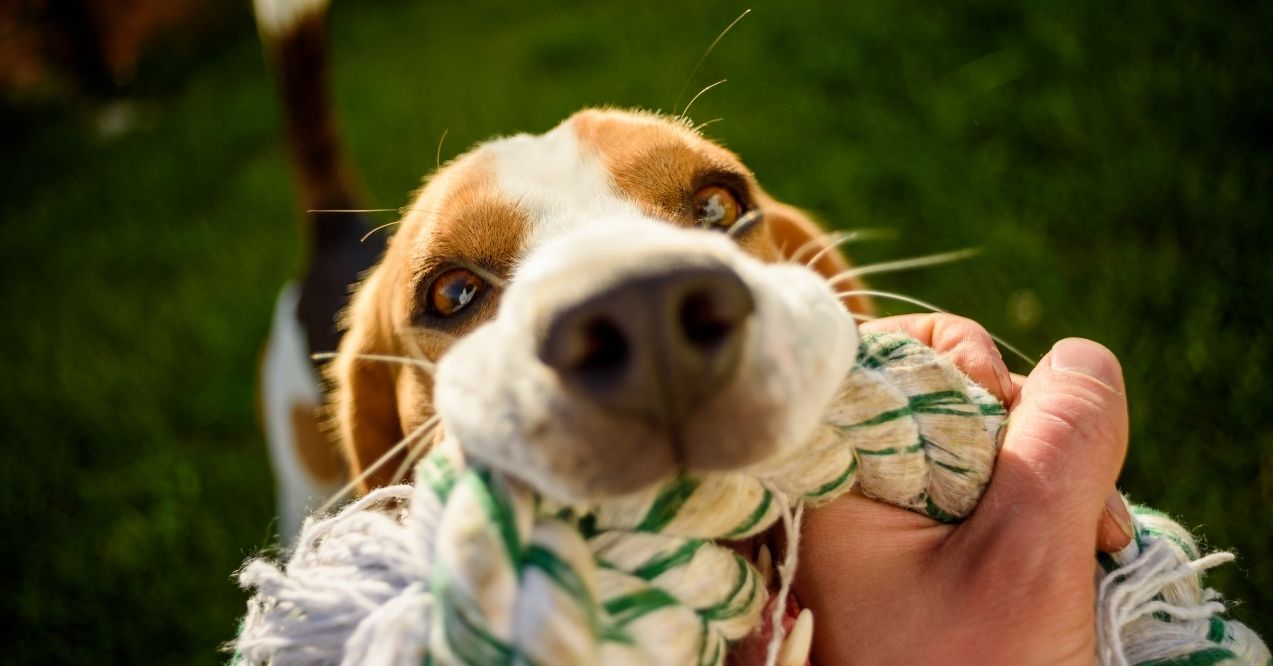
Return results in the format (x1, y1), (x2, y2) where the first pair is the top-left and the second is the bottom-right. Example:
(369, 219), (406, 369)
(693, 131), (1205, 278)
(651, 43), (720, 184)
(435, 220), (857, 502)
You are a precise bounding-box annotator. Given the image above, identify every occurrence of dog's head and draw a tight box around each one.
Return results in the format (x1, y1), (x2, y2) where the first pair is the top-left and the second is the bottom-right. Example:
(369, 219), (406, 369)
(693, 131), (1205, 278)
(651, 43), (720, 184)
(332, 108), (870, 500)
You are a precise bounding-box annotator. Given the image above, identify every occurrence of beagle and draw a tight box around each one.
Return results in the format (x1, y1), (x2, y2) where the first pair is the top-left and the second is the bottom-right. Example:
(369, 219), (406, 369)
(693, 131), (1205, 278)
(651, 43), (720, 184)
(254, 0), (869, 536)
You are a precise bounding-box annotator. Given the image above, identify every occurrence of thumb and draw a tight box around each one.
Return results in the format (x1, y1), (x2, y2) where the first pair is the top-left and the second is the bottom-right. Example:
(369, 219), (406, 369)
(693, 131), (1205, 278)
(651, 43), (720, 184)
(967, 338), (1129, 556)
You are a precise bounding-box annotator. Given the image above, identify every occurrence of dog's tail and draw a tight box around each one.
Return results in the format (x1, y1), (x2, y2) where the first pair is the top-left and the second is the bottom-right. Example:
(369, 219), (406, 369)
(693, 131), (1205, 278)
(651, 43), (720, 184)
(255, 0), (382, 538)
(255, 0), (385, 357)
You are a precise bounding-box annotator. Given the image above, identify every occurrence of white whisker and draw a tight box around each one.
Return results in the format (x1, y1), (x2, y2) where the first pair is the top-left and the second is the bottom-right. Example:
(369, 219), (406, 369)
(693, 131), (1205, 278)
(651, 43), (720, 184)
(827, 248), (979, 287)
(839, 288), (1038, 367)
(786, 227), (895, 266)
(311, 204), (448, 242)
(312, 351), (435, 374)
(360, 220), (403, 243)
(435, 128), (450, 171)
(786, 236), (829, 266)
(399, 331), (438, 377)
(681, 79), (727, 120)
(803, 231), (864, 268)
(672, 9), (751, 115)
(693, 117), (725, 133)
(843, 227), (898, 242)
(837, 288), (944, 313)
(307, 208), (399, 214)
(390, 423), (440, 485)
(316, 414), (441, 515)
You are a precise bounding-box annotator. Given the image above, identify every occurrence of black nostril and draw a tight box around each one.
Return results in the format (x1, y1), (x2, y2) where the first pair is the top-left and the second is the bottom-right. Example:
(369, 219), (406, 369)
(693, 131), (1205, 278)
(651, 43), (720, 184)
(677, 275), (754, 354)
(679, 289), (735, 350)
(574, 317), (629, 377)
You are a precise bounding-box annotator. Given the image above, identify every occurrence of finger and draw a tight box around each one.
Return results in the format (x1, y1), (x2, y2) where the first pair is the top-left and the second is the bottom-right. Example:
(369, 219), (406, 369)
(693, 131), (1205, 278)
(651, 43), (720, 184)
(1097, 489), (1135, 553)
(999, 369), (1130, 553)
(1006, 372), (1027, 409)
(967, 338), (1129, 556)
(861, 313), (1013, 403)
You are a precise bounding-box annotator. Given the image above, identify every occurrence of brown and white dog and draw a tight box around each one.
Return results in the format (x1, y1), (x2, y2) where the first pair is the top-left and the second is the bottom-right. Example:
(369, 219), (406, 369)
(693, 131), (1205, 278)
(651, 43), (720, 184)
(255, 0), (870, 536)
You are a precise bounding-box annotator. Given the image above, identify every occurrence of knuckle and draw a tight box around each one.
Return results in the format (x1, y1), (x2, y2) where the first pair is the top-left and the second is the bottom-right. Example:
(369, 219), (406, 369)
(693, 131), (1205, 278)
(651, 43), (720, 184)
(934, 316), (996, 357)
(1031, 384), (1121, 446)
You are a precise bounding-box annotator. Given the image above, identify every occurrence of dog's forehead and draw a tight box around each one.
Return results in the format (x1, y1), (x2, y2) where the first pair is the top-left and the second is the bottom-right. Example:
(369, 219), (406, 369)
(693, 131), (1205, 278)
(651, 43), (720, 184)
(481, 109), (750, 244)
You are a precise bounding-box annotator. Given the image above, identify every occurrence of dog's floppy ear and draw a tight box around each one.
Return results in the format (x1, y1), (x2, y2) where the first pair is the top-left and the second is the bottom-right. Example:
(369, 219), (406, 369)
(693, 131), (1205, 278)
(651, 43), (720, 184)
(760, 196), (875, 317)
(329, 269), (407, 491)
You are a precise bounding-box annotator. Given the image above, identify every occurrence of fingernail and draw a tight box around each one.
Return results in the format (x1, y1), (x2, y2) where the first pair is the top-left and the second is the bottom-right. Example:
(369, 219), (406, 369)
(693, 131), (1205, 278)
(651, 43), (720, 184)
(1104, 489), (1135, 541)
(1049, 338), (1123, 391)
(994, 358), (1013, 403)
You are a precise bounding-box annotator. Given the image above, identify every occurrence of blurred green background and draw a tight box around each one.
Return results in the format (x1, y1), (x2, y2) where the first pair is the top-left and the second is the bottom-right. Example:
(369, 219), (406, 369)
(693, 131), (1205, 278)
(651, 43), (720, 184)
(1, 0), (1269, 662)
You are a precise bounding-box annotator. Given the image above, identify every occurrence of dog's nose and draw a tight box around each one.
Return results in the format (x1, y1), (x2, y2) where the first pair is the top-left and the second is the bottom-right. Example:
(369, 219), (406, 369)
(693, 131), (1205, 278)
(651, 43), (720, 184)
(538, 259), (754, 430)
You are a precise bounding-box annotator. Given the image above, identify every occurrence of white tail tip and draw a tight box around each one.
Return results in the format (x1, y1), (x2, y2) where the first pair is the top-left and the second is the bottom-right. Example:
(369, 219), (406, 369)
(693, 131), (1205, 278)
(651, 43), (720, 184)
(254, 0), (330, 37)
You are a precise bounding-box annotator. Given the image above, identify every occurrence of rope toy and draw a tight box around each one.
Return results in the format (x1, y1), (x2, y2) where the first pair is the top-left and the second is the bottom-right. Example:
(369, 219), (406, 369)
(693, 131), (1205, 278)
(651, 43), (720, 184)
(234, 332), (1268, 665)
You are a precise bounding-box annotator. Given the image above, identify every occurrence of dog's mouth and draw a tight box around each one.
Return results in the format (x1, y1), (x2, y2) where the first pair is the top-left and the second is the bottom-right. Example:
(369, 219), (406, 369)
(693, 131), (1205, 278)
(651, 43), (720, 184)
(716, 530), (810, 666)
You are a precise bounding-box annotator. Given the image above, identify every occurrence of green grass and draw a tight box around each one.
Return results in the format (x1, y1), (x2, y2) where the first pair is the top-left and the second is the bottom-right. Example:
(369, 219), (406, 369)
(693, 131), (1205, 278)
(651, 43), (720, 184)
(1, 0), (1270, 661)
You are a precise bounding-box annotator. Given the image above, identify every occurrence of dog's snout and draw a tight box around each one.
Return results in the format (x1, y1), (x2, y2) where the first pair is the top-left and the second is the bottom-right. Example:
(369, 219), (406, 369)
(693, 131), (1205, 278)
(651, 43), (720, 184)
(538, 260), (754, 430)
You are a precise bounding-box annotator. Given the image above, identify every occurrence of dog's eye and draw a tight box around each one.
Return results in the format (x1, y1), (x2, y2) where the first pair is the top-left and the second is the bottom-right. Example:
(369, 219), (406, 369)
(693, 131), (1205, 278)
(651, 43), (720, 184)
(693, 185), (742, 229)
(427, 267), (486, 317)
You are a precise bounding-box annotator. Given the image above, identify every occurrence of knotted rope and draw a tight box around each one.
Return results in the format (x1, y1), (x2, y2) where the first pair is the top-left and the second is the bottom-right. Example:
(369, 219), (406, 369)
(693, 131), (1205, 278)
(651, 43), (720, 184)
(234, 333), (1267, 665)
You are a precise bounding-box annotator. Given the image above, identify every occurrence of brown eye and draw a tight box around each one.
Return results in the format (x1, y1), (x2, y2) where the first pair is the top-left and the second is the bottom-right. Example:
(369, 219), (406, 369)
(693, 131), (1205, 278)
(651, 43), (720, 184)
(428, 267), (486, 317)
(692, 185), (742, 229)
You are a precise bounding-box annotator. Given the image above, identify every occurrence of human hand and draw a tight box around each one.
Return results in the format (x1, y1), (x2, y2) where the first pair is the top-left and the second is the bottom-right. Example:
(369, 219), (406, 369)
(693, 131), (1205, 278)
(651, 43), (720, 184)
(793, 314), (1134, 664)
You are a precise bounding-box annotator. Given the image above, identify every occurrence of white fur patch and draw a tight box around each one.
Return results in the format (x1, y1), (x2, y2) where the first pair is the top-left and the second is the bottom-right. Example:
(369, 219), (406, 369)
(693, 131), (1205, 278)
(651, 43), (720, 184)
(253, 0), (330, 37)
(261, 283), (342, 541)
(487, 122), (650, 253)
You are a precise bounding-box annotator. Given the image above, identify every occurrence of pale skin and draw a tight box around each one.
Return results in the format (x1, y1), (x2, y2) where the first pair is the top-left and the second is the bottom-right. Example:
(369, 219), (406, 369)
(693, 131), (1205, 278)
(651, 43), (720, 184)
(796, 314), (1134, 664)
